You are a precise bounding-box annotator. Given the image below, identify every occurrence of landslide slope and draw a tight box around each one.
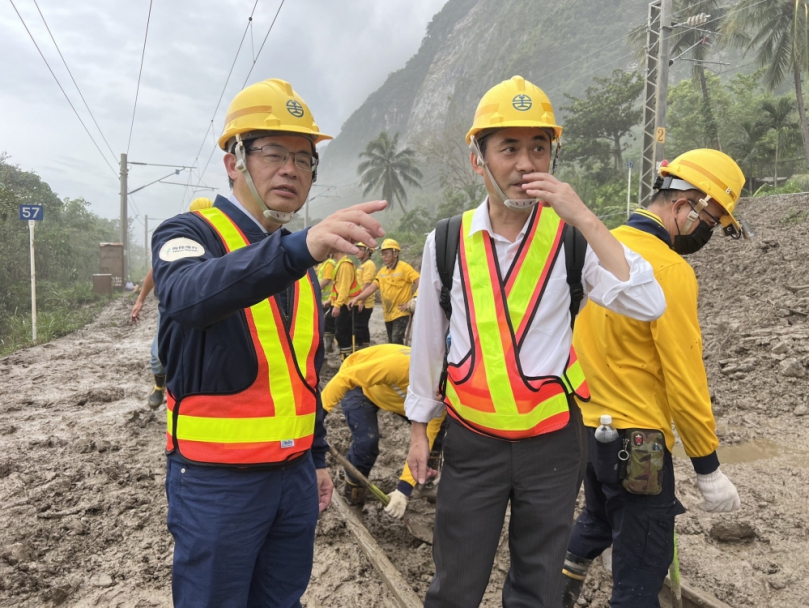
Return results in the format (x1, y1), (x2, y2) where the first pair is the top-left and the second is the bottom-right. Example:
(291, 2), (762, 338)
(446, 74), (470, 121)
(317, 0), (649, 197)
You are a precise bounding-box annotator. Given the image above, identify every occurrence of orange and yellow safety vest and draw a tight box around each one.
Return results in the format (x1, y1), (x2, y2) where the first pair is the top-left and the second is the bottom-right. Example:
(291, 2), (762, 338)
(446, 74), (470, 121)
(165, 207), (320, 465)
(330, 256), (361, 303)
(443, 207), (589, 440)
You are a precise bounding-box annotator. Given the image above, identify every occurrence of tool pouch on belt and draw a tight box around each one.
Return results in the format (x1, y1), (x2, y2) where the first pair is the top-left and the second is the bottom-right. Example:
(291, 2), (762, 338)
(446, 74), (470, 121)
(619, 429), (666, 495)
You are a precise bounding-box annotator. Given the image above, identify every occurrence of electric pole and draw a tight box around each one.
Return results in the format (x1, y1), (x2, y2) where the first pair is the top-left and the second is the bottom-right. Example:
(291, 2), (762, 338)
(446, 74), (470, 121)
(144, 215), (149, 273)
(654, 0), (672, 169)
(120, 153), (129, 282)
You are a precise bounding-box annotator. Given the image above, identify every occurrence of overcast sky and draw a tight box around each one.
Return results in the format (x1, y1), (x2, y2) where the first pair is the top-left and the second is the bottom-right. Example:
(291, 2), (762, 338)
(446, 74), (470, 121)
(1, 0), (447, 234)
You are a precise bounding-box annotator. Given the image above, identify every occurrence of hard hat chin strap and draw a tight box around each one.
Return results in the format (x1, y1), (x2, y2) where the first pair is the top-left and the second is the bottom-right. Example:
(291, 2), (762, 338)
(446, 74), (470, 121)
(233, 135), (297, 225)
(469, 135), (561, 211)
(680, 195), (709, 234)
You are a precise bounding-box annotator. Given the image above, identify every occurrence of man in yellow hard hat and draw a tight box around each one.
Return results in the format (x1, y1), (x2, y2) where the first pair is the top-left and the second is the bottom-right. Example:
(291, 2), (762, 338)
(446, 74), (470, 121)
(152, 79), (386, 607)
(562, 149), (745, 607)
(350, 238), (419, 344)
(405, 76), (666, 607)
(321, 344), (445, 514)
(330, 251), (361, 360)
(316, 255), (336, 351)
(130, 197), (215, 408)
(353, 243), (376, 348)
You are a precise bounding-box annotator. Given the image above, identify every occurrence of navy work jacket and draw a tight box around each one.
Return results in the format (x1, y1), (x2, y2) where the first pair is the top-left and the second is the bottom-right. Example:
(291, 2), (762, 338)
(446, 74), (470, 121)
(152, 195), (328, 468)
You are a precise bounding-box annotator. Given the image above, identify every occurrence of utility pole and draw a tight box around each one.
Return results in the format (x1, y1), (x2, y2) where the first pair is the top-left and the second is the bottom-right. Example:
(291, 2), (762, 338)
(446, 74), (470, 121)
(627, 161), (634, 219)
(639, 1), (662, 207)
(120, 153), (129, 282)
(654, 0), (673, 171)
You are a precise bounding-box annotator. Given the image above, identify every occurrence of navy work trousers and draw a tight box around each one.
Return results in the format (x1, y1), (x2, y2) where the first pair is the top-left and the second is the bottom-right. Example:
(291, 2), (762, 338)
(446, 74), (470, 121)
(341, 387), (380, 481)
(354, 307), (373, 345)
(567, 429), (685, 608)
(166, 453), (319, 608)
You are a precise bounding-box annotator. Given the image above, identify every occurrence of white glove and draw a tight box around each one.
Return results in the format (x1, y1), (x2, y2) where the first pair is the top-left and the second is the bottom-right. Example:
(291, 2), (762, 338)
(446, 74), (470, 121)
(696, 468), (740, 512)
(384, 489), (409, 519)
(406, 297), (417, 314)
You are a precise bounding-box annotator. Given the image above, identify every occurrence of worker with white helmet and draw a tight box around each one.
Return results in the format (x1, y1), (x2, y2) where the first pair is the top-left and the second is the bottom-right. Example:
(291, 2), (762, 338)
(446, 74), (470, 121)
(152, 79), (385, 607)
(350, 238), (419, 344)
(562, 149), (745, 607)
(405, 76), (666, 606)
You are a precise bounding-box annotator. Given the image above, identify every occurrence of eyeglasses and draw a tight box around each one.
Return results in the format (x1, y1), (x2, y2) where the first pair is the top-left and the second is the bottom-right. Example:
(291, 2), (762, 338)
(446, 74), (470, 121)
(686, 200), (722, 230)
(246, 144), (318, 173)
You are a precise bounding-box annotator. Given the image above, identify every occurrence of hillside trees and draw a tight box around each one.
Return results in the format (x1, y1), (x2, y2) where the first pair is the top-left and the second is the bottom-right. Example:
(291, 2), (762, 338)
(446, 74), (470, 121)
(357, 132), (423, 213)
(0, 155), (120, 351)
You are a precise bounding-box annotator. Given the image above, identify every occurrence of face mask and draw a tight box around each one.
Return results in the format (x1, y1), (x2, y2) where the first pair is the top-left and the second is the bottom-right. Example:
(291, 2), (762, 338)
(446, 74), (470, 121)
(673, 219), (713, 255)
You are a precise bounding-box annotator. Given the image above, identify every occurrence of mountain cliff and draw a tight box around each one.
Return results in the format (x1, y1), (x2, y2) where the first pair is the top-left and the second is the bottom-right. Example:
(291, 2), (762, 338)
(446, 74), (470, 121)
(316, 0), (649, 208)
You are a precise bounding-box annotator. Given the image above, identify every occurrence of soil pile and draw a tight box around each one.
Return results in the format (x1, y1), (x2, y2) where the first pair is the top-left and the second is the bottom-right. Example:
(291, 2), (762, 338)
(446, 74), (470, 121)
(0, 194), (807, 607)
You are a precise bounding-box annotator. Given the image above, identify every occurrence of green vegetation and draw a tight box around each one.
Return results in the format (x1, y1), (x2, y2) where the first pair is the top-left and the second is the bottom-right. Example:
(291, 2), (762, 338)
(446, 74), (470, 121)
(0, 155), (132, 354)
(358, 132), (423, 213)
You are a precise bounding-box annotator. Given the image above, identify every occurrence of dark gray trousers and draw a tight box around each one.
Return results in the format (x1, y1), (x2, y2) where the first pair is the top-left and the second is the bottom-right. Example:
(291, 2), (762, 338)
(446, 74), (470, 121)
(425, 401), (586, 608)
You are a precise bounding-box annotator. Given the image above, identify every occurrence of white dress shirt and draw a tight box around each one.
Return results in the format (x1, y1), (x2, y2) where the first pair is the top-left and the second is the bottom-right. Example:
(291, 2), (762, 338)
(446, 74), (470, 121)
(227, 193), (268, 234)
(405, 199), (666, 424)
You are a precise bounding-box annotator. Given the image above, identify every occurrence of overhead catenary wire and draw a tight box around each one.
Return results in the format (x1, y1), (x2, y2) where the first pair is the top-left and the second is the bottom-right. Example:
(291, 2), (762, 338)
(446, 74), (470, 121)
(190, 0), (287, 202)
(8, 0), (118, 179)
(241, 0), (286, 87)
(31, 0), (117, 163)
(126, 0), (154, 156)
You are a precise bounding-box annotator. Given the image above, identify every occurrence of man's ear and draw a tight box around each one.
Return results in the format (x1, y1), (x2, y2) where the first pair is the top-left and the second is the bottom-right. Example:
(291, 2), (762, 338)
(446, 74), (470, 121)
(224, 153), (240, 181)
(470, 152), (485, 176)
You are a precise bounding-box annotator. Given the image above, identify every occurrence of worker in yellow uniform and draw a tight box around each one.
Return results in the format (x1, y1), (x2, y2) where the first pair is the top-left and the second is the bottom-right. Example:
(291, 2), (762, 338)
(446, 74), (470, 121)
(350, 238), (419, 344)
(322, 344), (445, 515)
(317, 255), (336, 351)
(353, 243), (376, 348)
(330, 251), (361, 360)
(562, 149), (744, 608)
(405, 76), (665, 607)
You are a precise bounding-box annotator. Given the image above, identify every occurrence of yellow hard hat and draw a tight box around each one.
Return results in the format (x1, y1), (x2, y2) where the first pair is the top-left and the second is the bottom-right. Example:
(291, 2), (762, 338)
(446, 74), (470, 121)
(189, 197), (214, 212)
(218, 79), (332, 151)
(381, 238), (400, 251)
(356, 242), (372, 249)
(659, 149), (745, 231)
(466, 76), (562, 145)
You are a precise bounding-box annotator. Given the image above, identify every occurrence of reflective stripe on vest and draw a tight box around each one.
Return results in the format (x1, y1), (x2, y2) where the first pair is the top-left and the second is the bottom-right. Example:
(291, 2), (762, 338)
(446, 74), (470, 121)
(330, 256), (361, 301)
(444, 206), (589, 440)
(317, 258), (335, 303)
(165, 207), (320, 465)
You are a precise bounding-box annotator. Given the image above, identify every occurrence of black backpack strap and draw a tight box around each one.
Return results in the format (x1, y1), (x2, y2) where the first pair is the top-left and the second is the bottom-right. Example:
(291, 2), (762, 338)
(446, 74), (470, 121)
(435, 214), (463, 321)
(564, 224), (587, 329)
(434, 214), (462, 397)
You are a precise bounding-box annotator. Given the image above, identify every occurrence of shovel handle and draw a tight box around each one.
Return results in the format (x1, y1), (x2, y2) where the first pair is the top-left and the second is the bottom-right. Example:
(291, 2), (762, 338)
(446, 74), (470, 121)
(329, 446), (390, 505)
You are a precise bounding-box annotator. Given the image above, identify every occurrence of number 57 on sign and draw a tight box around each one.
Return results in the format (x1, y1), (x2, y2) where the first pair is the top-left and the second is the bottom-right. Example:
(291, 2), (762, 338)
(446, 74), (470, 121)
(19, 205), (44, 221)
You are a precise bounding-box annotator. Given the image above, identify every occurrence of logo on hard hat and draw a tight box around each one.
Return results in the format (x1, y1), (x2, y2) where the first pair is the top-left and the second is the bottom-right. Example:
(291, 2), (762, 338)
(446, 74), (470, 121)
(286, 100), (304, 118)
(512, 94), (533, 111)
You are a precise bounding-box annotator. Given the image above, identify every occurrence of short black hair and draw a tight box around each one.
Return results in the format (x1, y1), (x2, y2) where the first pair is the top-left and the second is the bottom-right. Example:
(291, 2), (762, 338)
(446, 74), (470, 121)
(649, 189), (683, 206)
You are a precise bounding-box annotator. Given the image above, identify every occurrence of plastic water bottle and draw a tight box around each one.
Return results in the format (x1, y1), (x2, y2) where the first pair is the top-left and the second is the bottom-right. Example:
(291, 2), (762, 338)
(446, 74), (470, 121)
(594, 414), (619, 443)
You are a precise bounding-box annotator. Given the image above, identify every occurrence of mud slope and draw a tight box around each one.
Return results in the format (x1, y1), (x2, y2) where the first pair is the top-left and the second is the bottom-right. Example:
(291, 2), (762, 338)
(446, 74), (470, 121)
(0, 194), (807, 607)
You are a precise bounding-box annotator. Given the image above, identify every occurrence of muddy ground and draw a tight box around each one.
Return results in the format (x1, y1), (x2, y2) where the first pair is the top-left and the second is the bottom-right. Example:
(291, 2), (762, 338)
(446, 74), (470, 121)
(1, 194), (809, 607)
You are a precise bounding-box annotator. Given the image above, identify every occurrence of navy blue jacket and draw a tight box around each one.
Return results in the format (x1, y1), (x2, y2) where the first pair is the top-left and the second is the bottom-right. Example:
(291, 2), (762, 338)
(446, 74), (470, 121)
(152, 195), (328, 468)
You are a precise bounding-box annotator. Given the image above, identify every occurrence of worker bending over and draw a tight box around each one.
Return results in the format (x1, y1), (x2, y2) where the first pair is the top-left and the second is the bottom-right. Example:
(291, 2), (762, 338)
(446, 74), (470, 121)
(405, 76), (666, 607)
(322, 344), (445, 517)
(353, 242), (377, 348)
(153, 78), (385, 607)
(330, 251), (361, 360)
(350, 238), (419, 344)
(562, 150), (744, 608)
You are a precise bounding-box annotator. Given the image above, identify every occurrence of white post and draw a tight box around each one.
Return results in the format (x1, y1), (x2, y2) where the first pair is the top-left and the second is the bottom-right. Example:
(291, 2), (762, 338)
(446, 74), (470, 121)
(29, 219), (37, 343)
(627, 164), (633, 219)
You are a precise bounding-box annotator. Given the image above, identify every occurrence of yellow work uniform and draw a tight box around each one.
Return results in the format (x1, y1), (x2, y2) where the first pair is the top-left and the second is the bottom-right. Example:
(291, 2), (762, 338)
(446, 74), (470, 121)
(374, 261), (420, 322)
(357, 259), (376, 308)
(317, 258), (335, 304)
(322, 344), (445, 491)
(331, 257), (357, 308)
(574, 210), (717, 462)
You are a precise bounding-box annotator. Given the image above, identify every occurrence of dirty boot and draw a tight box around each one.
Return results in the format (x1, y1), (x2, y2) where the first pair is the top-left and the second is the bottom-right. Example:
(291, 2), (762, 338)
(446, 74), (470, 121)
(148, 374), (166, 409)
(561, 552), (592, 607)
(324, 333), (335, 353)
(342, 479), (366, 507)
(339, 348), (352, 362)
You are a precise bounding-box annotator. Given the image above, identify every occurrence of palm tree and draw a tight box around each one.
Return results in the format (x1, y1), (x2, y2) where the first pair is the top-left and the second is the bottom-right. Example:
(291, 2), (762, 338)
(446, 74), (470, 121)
(728, 120), (768, 194)
(723, 0), (809, 168)
(357, 132), (423, 214)
(759, 96), (800, 185)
